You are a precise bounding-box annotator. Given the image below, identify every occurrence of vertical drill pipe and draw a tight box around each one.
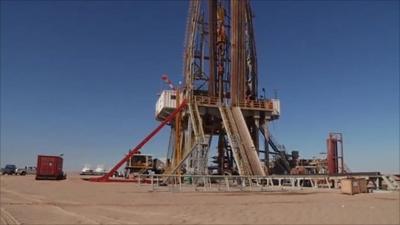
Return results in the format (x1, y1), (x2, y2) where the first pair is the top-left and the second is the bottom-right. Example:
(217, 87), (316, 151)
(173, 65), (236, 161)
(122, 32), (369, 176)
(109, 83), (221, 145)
(216, 3), (227, 102)
(244, 1), (258, 98)
(90, 100), (188, 182)
(238, 0), (245, 103)
(230, 0), (239, 105)
(208, 0), (217, 97)
(231, 0), (247, 104)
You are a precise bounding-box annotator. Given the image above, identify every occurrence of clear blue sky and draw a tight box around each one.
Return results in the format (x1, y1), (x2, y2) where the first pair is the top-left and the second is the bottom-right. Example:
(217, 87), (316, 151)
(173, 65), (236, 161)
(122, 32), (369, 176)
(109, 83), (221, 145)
(1, 1), (399, 173)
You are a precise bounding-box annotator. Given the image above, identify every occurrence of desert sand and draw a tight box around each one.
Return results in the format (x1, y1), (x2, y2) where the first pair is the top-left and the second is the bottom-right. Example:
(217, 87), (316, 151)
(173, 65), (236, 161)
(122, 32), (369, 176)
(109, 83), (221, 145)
(1, 173), (399, 224)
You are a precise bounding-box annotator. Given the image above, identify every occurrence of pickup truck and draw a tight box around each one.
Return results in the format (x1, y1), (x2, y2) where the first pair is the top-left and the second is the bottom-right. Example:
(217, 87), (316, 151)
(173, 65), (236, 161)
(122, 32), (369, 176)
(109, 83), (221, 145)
(1, 165), (36, 175)
(2, 164), (17, 175)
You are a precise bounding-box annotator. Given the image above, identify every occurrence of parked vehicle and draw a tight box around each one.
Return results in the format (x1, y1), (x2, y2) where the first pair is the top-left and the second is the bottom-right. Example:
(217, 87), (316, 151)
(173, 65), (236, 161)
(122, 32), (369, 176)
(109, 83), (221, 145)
(80, 164), (95, 175)
(2, 164), (17, 175)
(80, 164), (111, 176)
(16, 166), (36, 176)
(94, 165), (108, 175)
(25, 166), (37, 175)
(15, 168), (27, 175)
(1, 165), (37, 176)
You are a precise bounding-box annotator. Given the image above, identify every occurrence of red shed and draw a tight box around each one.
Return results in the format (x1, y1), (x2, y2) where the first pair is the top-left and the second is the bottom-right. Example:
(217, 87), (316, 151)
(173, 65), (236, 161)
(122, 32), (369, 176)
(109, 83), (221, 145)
(36, 155), (66, 180)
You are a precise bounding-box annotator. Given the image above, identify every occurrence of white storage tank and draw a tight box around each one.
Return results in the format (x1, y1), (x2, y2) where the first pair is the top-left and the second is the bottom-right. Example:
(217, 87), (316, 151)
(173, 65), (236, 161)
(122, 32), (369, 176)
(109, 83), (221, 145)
(155, 90), (177, 121)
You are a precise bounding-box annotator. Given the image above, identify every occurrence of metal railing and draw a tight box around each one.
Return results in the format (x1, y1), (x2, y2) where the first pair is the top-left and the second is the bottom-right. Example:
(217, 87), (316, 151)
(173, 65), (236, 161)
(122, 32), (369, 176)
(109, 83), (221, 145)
(102, 173), (399, 192)
(120, 174), (340, 192)
(237, 99), (274, 111)
(192, 95), (274, 111)
(193, 95), (219, 106)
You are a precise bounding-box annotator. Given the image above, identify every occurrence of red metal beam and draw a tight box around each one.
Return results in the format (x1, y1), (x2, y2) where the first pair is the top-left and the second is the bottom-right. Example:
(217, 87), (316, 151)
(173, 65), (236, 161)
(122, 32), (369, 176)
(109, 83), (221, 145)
(89, 100), (187, 182)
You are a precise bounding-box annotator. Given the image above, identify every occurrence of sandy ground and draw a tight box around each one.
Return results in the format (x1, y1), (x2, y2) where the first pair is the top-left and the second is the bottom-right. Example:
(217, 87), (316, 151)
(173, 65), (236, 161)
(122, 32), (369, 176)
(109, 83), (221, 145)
(0, 173), (399, 225)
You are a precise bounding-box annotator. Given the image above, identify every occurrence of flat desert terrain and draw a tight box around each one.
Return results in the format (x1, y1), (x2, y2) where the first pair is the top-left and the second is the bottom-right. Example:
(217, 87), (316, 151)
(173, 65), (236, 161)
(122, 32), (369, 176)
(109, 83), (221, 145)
(1, 174), (399, 224)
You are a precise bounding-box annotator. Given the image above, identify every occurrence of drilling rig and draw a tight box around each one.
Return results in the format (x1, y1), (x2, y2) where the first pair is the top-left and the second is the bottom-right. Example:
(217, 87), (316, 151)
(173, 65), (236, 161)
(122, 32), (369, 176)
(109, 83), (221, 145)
(156, 0), (280, 177)
(87, 0), (362, 184)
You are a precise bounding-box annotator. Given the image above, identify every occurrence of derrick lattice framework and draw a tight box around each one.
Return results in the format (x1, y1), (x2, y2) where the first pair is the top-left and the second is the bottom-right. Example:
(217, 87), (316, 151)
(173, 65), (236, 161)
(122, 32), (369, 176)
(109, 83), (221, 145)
(164, 0), (280, 177)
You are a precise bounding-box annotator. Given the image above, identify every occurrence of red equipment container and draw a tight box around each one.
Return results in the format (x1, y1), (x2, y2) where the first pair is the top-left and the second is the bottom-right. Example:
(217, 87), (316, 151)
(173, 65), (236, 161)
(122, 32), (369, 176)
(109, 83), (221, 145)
(36, 155), (66, 180)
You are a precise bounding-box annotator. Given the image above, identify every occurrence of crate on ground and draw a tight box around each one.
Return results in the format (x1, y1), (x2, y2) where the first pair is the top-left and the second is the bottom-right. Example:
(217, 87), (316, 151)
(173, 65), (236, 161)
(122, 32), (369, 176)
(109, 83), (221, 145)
(341, 178), (360, 195)
(356, 178), (368, 193)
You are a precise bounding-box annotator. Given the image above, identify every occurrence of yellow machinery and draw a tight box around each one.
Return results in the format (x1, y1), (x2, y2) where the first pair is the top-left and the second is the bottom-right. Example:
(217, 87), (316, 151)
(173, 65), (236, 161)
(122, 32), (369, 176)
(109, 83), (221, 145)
(126, 154), (153, 174)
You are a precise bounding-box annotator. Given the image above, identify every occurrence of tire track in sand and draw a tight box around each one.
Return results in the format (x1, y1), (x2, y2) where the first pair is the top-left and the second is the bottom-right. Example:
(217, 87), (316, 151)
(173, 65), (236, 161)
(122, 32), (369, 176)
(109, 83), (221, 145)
(0, 208), (20, 225)
(1, 188), (99, 224)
